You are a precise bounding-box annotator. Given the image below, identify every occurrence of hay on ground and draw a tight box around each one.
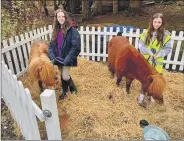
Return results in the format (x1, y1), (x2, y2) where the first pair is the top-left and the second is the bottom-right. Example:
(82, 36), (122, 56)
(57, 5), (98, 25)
(19, 57), (184, 140)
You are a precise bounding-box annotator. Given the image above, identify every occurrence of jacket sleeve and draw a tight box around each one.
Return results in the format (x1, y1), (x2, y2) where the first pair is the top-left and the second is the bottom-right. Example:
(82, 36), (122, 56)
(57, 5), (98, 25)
(138, 39), (153, 55)
(63, 28), (81, 65)
(156, 40), (172, 58)
(48, 41), (56, 61)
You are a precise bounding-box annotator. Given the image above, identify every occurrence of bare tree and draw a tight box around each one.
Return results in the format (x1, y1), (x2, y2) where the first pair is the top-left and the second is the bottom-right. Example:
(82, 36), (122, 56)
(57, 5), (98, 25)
(129, 0), (141, 16)
(82, 0), (91, 20)
(113, 0), (118, 15)
(42, 0), (49, 16)
(97, 0), (102, 15)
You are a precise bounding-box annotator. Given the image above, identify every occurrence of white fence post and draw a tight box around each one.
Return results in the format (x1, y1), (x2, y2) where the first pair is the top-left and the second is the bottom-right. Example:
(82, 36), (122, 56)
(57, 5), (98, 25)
(48, 25), (53, 40)
(86, 26), (90, 60)
(103, 27), (107, 61)
(40, 89), (62, 140)
(91, 26), (95, 61)
(80, 26), (85, 58)
(97, 27), (101, 61)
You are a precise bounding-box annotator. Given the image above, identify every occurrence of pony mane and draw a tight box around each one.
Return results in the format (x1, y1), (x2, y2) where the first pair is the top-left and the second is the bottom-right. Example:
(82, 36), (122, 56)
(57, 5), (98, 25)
(28, 56), (57, 83)
(147, 74), (166, 102)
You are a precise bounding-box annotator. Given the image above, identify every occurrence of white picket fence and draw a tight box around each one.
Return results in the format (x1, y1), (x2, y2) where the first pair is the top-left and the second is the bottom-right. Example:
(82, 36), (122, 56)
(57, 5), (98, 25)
(1, 25), (184, 77)
(1, 25), (184, 140)
(1, 61), (62, 140)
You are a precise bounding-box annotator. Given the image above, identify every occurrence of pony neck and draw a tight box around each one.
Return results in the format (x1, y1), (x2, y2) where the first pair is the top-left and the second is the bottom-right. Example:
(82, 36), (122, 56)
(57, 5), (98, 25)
(132, 54), (158, 83)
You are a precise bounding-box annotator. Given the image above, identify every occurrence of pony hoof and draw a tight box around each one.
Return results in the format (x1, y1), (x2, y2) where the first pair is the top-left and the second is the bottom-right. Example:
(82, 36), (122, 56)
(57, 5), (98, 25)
(139, 103), (147, 108)
(110, 75), (114, 79)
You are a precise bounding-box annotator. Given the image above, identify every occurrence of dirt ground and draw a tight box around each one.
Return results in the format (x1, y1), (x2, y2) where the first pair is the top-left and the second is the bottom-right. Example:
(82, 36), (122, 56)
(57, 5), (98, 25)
(84, 2), (184, 32)
(1, 2), (184, 140)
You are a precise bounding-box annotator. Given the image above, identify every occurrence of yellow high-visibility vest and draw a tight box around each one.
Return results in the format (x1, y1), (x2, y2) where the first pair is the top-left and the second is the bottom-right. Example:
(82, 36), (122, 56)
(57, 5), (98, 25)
(140, 30), (171, 73)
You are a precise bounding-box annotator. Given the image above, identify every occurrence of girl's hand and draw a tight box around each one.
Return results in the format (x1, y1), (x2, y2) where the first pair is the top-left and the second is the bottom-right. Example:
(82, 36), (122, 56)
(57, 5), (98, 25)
(153, 54), (158, 59)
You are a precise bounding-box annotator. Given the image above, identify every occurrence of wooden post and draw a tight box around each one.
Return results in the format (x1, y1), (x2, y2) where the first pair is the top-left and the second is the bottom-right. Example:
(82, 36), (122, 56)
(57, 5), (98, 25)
(40, 89), (62, 140)
(113, 0), (118, 15)
(82, 1), (91, 20)
(97, 0), (102, 14)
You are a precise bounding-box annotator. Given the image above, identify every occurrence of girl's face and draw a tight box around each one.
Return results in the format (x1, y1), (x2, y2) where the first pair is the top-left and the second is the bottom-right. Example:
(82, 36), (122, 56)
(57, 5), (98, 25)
(57, 11), (65, 25)
(152, 17), (162, 30)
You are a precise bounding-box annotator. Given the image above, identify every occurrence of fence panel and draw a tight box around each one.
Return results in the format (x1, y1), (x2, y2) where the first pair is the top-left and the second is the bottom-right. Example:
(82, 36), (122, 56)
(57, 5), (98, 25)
(2, 40), (14, 74)
(1, 25), (184, 78)
(165, 31), (176, 69)
(15, 36), (25, 71)
(172, 31), (183, 70)
(2, 61), (62, 140)
(1, 61), (41, 140)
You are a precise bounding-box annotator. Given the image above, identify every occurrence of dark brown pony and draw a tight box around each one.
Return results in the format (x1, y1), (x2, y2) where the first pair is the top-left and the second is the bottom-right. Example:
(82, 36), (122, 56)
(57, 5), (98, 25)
(28, 40), (58, 91)
(108, 36), (166, 104)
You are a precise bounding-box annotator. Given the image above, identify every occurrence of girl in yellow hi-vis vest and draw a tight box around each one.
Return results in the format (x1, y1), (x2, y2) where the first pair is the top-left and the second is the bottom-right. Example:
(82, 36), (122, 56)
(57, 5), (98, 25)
(137, 13), (173, 104)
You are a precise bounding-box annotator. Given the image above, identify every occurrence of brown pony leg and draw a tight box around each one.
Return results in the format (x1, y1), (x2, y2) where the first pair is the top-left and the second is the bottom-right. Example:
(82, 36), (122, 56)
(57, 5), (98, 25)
(116, 71), (125, 86)
(38, 80), (44, 92)
(126, 77), (134, 94)
(116, 76), (122, 86)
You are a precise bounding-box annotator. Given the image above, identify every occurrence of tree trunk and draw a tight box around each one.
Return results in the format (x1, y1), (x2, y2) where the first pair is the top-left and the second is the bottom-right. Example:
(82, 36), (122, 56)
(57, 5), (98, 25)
(82, 1), (91, 20)
(113, 0), (118, 15)
(96, 0), (102, 15)
(129, 0), (141, 16)
(42, 0), (49, 16)
(69, 0), (75, 14)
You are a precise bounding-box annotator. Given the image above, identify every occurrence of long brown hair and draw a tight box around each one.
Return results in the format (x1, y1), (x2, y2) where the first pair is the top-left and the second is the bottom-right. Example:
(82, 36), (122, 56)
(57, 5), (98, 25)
(51, 8), (70, 41)
(146, 13), (165, 47)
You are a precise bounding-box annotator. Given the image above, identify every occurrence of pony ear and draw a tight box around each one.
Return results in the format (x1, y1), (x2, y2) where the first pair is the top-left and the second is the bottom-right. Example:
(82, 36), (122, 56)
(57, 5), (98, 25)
(147, 75), (153, 84)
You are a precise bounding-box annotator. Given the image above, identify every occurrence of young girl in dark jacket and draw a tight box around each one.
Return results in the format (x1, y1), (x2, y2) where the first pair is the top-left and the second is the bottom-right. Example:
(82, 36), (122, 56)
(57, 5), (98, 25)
(48, 8), (81, 100)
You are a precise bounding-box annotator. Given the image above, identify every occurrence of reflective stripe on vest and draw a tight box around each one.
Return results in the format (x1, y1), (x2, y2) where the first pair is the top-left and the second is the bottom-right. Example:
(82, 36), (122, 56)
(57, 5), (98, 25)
(140, 31), (171, 73)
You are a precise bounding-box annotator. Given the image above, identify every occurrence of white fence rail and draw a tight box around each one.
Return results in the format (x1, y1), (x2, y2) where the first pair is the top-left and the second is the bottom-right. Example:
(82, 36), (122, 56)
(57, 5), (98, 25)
(1, 25), (184, 77)
(1, 61), (61, 140)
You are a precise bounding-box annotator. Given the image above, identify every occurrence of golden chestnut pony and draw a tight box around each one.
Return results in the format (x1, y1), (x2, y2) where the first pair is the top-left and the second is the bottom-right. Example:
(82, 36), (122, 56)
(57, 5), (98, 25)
(28, 40), (58, 91)
(108, 36), (166, 105)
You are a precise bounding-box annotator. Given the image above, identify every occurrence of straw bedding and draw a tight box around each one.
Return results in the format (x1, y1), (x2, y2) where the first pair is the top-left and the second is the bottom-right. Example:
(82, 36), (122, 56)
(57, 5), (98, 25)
(19, 57), (184, 140)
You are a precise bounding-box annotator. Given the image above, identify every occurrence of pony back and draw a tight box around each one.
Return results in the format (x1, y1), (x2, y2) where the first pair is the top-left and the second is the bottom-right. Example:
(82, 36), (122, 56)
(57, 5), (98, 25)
(28, 40), (58, 86)
(108, 36), (130, 71)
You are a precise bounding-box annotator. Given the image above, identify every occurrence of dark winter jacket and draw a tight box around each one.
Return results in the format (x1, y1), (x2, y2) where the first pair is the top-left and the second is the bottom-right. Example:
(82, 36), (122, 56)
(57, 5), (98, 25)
(48, 27), (81, 66)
